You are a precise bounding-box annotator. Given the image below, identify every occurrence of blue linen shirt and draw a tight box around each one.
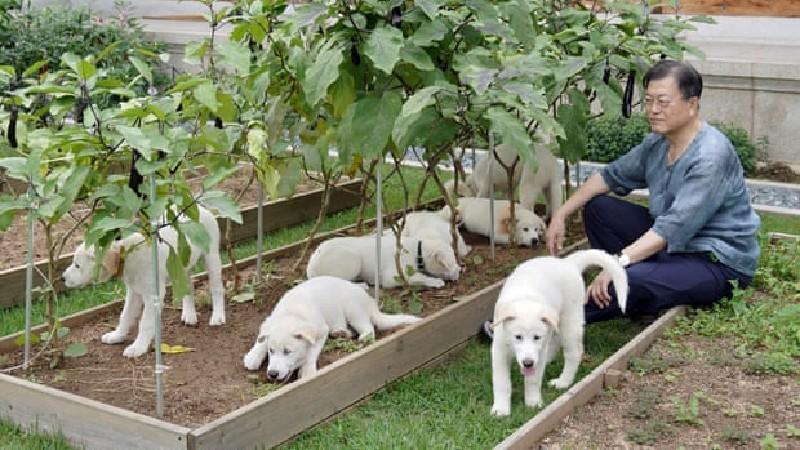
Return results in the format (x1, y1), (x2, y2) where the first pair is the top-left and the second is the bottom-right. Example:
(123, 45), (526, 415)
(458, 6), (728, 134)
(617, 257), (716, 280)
(601, 122), (760, 276)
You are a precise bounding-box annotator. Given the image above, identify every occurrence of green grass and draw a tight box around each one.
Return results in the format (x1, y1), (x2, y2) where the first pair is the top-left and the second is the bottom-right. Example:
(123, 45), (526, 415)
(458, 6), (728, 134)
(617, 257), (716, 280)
(281, 319), (644, 449)
(0, 420), (74, 450)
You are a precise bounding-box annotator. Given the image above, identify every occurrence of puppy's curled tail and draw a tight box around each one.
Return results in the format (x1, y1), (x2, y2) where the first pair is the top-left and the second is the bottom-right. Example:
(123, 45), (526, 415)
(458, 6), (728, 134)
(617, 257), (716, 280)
(369, 302), (422, 331)
(565, 249), (629, 313)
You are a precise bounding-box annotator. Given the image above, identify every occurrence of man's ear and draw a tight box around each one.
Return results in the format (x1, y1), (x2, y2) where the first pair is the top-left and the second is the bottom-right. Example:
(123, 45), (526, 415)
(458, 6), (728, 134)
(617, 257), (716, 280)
(99, 245), (121, 282)
(494, 303), (517, 325)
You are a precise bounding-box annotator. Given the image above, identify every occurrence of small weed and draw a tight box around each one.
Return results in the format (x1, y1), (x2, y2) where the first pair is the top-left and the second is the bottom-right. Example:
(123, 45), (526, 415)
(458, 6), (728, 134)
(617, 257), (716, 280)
(625, 390), (661, 420)
(251, 382), (282, 398)
(628, 353), (685, 375)
(786, 424), (800, 438)
(721, 425), (751, 444)
(625, 420), (673, 445)
(792, 397), (800, 407)
(750, 404), (765, 417)
(380, 295), (403, 314)
(760, 433), (780, 450)
(744, 352), (800, 376)
(407, 290), (423, 315)
(323, 336), (373, 353)
(722, 407), (738, 417)
(672, 391), (705, 426)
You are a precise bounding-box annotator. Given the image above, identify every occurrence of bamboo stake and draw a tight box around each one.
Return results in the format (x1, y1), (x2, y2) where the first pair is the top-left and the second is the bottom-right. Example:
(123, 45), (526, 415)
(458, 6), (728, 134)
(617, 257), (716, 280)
(488, 134), (496, 262)
(374, 160), (382, 304)
(149, 176), (164, 418)
(23, 184), (34, 369)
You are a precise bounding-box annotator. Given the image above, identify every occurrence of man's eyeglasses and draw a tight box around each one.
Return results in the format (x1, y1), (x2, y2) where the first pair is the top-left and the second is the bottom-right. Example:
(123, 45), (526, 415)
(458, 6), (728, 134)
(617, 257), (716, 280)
(643, 97), (673, 110)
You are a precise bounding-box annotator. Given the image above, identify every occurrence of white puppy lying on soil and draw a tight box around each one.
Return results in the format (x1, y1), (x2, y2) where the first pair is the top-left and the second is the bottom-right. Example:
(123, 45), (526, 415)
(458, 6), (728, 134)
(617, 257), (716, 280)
(440, 197), (546, 247)
(62, 205), (225, 358)
(490, 249), (628, 416)
(401, 211), (471, 257)
(470, 143), (563, 218)
(306, 234), (460, 288)
(243, 276), (421, 380)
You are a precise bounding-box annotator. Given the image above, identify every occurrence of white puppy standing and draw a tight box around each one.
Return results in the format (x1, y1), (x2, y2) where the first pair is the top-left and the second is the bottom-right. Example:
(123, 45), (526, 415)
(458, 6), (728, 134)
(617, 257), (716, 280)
(306, 234), (460, 289)
(440, 197), (546, 247)
(490, 249), (628, 416)
(62, 205), (225, 358)
(470, 143), (563, 218)
(243, 276), (421, 380)
(401, 211), (471, 257)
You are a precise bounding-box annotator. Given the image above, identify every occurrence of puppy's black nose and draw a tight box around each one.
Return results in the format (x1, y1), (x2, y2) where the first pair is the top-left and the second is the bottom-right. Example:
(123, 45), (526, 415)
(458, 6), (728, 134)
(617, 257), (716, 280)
(522, 359), (534, 368)
(267, 370), (279, 379)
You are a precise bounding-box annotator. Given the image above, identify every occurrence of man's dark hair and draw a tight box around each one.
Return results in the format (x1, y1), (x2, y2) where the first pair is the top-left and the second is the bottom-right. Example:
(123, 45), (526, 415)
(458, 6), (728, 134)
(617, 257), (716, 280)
(643, 60), (703, 100)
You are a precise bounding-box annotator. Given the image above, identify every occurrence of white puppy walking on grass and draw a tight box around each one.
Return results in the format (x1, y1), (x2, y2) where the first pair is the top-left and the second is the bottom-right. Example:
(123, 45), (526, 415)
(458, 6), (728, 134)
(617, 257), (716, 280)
(243, 276), (421, 380)
(62, 205), (225, 358)
(490, 249), (628, 416)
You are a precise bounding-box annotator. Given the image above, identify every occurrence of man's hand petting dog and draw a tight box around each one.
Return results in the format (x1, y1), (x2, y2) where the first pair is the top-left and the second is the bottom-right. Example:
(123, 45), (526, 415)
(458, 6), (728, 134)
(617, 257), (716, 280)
(587, 270), (614, 309)
(545, 213), (566, 256)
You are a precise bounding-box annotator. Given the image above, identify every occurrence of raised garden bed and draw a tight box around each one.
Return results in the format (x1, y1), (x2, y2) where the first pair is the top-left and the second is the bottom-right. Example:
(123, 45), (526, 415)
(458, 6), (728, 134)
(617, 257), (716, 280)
(0, 203), (585, 449)
(0, 178), (362, 309)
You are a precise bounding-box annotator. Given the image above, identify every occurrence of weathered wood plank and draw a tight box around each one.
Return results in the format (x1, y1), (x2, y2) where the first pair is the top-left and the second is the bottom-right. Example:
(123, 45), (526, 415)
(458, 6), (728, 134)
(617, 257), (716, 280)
(495, 306), (687, 450)
(0, 374), (190, 450)
(0, 180), (362, 310)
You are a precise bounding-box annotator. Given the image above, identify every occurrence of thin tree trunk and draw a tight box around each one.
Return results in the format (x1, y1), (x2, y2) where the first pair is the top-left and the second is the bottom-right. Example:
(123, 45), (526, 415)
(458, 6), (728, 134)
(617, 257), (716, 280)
(355, 159), (377, 234)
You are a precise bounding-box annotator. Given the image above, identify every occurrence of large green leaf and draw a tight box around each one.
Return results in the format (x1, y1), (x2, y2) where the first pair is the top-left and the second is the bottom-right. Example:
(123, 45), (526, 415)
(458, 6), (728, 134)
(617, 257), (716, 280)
(400, 44), (434, 71)
(282, 2), (328, 32)
(178, 220), (210, 254)
(487, 107), (532, 165)
(340, 91), (402, 157)
(328, 70), (356, 120)
(166, 246), (191, 302)
(391, 86), (446, 149)
(303, 43), (344, 107)
(0, 195), (27, 231)
(63, 342), (88, 358)
(417, 0), (444, 19)
(194, 82), (220, 114)
(216, 40), (251, 75)
(411, 18), (448, 47)
(61, 53), (96, 80)
(199, 191), (242, 224)
(52, 165), (90, 220)
(130, 57), (153, 85)
(364, 26), (404, 74)
(116, 126), (154, 160)
(556, 88), (590, 163)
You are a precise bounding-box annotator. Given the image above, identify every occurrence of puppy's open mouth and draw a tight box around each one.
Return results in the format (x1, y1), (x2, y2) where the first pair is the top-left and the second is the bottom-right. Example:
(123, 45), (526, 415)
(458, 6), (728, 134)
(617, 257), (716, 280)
(519, 365), (536, 377)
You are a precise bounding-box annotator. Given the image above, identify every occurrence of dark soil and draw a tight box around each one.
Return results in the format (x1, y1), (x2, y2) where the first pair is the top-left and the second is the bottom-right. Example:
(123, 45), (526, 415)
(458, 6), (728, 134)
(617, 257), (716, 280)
(0, 221), (585, 428)
(753, 161), (800, 184)
(0, 169), (317, 271)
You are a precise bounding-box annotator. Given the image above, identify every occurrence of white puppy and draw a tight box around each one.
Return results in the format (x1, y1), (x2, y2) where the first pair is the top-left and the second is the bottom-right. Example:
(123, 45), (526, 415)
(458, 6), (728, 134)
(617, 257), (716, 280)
(62, 205), (225, 358)
(440, 197), (546, 247)
(306, 234), (460, 289)
(471, 143), (563, 217)
(401, 211), (471, 257)
(490, 250), (628, 416)
(243, 276), (421, 380)
(444, 178), (476, 202)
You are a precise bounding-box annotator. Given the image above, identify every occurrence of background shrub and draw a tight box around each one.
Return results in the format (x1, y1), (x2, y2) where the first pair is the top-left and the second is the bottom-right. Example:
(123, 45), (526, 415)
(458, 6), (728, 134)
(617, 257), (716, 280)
(0, 1), (168, 99)
(584, 112), (761, 176)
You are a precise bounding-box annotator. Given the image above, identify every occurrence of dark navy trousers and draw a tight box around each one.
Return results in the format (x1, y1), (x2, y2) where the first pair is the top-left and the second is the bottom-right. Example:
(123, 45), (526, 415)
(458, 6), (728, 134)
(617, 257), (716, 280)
(583, 195), (752, 323)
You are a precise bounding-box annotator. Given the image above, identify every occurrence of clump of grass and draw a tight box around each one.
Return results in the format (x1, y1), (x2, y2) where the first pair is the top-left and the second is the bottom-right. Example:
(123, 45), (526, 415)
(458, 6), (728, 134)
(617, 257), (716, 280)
(721, 424), (751, 444)
(625, 419), (673, 445)
(629, 352), (686, 375)
(625, 390), (662, 420)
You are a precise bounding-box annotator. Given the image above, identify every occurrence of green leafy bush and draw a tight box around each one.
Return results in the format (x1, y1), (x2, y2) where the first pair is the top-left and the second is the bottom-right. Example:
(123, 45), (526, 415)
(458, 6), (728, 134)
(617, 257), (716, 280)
(0, 2), (167, 95)
(584, 112), (761, 176)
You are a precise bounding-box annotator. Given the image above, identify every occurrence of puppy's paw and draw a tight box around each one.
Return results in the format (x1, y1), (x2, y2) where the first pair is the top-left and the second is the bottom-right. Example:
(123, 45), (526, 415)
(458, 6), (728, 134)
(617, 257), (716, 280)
(490, 404), (510, 416)
(123, 342), (149, 358)
(208, 313), (226, 326)
(525, 396), (543, 408)
(330, 329), (353, 339)
(243, 349), (264, 371)
(428, 279), (445, 289)
(549, 376), (573, 390)
(101, 331), (125, 345)
(181, 310), (198, 326)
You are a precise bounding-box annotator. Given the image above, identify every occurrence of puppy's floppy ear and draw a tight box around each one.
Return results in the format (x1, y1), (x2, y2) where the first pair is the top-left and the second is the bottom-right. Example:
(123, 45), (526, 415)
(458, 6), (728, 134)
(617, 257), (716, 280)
(99, 245), (121, 282)
(494, 303), (517, 325)
(540, 308), (559, 332)
(293, 324), (321, 345)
